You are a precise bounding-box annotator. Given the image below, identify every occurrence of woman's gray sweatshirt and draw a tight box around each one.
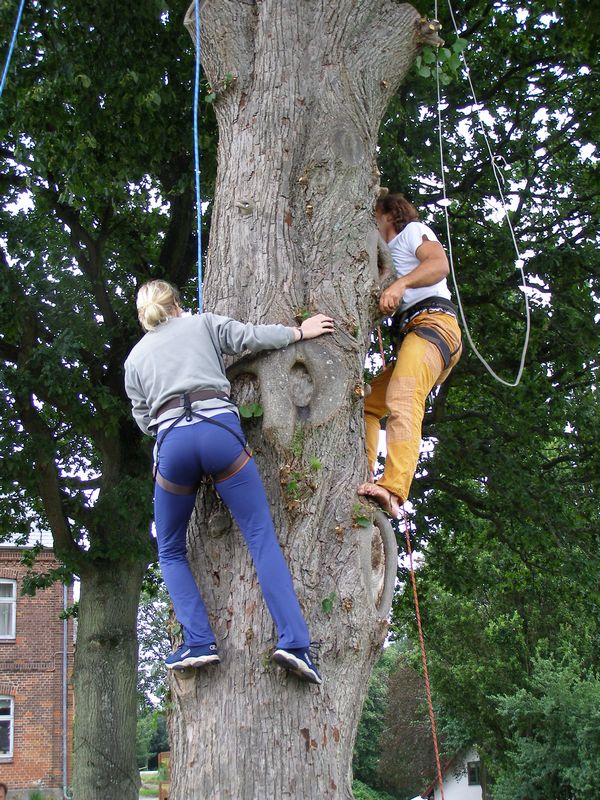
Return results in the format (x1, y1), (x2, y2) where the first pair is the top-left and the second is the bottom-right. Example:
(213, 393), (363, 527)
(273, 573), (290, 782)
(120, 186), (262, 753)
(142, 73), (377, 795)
(124, 313), (296, 435)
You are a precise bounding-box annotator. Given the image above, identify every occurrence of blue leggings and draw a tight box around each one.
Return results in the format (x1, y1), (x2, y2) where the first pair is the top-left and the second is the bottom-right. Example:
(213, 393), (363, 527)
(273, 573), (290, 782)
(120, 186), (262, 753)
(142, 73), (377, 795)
(153, 413), (310, 649)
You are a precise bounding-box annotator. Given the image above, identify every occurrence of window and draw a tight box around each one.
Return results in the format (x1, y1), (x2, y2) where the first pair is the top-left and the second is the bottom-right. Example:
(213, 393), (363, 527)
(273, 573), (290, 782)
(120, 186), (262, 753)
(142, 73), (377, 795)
(0, 581), (16, 639)
(467, 761), (481, 785)
(0, 697), (13, 757)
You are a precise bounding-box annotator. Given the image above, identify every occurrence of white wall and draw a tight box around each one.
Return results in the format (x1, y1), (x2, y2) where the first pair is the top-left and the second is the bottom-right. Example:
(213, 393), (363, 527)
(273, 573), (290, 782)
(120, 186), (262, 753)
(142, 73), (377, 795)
(433, 749), (482, 800)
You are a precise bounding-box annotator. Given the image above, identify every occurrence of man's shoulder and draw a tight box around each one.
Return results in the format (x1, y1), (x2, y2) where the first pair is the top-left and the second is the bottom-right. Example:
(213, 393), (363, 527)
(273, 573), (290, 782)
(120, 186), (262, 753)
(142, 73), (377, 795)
(403, 220), (438, 240)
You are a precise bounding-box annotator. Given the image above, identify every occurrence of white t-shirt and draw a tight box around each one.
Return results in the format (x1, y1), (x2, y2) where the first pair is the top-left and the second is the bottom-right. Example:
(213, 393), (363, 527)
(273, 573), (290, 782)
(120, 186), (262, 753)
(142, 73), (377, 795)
(387, 221), (452, 312)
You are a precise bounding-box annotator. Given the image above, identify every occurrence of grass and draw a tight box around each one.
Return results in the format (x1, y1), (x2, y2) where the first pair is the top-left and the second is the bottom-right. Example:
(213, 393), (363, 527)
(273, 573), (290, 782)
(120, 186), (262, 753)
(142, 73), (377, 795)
(140, 771), (160, 785)
(139, 770), (160, 798)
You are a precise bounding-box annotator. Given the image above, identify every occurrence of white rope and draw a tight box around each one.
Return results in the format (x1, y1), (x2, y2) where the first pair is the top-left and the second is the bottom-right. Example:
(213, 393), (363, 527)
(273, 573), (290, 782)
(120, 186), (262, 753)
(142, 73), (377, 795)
(432, 0), (531, 387)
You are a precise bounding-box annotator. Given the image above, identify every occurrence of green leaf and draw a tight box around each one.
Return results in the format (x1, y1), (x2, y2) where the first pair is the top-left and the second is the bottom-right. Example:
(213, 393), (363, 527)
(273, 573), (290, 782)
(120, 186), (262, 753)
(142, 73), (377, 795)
(309, 457), (322, 471)
(321, 592), (337, 614)
(240, 402), (263, 418)
(452, 37), (468, 52)
(76, 73), (91, 88)
(417, 66), (432, 78)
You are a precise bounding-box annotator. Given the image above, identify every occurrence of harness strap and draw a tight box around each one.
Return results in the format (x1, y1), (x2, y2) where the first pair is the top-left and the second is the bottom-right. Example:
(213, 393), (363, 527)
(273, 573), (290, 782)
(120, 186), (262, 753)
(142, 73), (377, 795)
(398, 296), (457, 329)
(156, 388), (230, 419)
(154, 450), (253, 494)
(214, 450), (252, 483)
(155, 471), (198, 495)
(152, 408), (254, 494)
(412, 326), (461, 370)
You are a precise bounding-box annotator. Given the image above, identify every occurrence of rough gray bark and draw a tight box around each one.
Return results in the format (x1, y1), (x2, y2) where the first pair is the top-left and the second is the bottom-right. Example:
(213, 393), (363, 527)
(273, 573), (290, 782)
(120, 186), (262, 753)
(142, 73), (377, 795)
(71, 561), (146, 799)
(169, 2), (439, 798)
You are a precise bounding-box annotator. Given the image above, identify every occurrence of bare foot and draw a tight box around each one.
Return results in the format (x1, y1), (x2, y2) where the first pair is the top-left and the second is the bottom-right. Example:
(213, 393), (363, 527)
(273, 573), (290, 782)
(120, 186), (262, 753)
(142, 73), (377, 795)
(357, 482), (401, 519)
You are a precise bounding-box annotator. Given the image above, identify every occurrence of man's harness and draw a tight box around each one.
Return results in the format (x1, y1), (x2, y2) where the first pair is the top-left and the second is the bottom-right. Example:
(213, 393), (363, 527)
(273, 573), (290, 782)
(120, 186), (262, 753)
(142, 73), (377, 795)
(392, 296), (461, 369)
(153, 389), (252, 496)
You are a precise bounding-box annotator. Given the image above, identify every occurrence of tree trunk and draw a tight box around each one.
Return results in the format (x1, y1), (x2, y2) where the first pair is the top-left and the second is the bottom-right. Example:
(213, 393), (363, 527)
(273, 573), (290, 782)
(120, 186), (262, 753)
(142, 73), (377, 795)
(169, 2), (435, 797)
(71, 559), (147, 800)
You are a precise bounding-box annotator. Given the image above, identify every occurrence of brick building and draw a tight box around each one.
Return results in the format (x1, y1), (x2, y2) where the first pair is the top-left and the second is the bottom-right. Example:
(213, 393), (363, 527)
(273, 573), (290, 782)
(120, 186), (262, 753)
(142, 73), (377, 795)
(0, 547), (74, 799)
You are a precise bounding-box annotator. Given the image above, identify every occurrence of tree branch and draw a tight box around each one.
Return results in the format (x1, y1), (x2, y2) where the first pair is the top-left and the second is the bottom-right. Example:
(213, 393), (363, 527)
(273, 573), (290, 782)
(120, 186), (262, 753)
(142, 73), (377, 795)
(11, 314), (86, 568)
(41, 187), (118, 327)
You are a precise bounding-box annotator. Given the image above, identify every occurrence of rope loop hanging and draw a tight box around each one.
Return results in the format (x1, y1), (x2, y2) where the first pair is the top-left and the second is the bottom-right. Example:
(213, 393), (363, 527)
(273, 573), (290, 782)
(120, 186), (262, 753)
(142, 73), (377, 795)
(433, 0), (531, 387)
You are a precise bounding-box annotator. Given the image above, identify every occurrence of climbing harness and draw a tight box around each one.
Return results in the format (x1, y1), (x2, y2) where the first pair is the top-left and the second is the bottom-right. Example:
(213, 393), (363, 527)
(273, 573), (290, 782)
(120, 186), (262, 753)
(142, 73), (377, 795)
(192, 0), (204, 310)
(433, 0), (531, 387)
(156, 388), (230, 416)
(402, 505), (446, 800)
(0, 0), (26, 100)
(152, 391), (252, 494)
(379, 297), (461, 372)
(391, 297), (462, 370)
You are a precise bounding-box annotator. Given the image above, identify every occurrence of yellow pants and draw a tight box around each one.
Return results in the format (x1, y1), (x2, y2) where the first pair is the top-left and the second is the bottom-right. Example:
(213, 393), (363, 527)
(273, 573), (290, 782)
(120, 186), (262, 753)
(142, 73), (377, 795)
(365, 311), (462, 503)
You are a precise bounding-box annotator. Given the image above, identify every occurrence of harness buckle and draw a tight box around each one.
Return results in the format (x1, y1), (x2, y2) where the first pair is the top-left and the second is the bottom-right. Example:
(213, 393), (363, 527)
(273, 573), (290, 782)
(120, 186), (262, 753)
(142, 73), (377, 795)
(182, 392), (193, 422)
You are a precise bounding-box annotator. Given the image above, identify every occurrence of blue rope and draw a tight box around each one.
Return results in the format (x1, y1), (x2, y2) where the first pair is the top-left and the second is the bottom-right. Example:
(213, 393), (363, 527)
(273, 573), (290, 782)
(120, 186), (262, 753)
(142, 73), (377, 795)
(0, 0), (26, 100)
(193, 0), (203, 311)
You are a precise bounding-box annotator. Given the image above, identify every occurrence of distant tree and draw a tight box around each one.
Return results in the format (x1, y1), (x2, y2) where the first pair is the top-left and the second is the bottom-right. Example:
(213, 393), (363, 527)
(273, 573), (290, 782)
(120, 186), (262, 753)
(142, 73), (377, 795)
(491, 650), (600, 800)
(137, 569), (171, 710)
(136, 712), (155, 771)
(353, 644), (405, 790)
(148, 713), (169, 770)
(352, 780), (398, 800)
(376, 656), (448, 799)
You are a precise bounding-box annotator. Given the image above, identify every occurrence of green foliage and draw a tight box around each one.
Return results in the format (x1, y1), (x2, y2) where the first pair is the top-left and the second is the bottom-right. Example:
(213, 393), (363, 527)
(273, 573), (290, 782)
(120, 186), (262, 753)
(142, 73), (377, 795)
(21, 564), (73, 596)
(353, 644), (404, 790)
(352, 780), (398, 800)
(321, 591), (337, 615)
(137, 708), (169, 771)
(239, 402), (264, 418)
(414, 37), (467, 84)
(352, 502), (373, 529)
(284, 471), (303, 498)
(137, 569), (170, 709)
(290, 425), (305, 459)
(0, 0), (218, 572)
(136, 712), (155, 770)
(491, 649), (600, 799)
(294, 307), (311, 322)
(149, 715), (169, 768)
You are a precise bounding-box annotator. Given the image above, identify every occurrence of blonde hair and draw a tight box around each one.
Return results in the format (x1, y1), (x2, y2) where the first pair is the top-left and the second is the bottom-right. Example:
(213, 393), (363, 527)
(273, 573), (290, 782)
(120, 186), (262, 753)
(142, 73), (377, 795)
(136, 280), (181, 331)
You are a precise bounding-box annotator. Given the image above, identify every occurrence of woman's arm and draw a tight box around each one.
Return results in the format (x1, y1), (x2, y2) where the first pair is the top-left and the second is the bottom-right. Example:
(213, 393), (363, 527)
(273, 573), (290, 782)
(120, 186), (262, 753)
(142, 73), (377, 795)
(208, 313), (334, 355)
